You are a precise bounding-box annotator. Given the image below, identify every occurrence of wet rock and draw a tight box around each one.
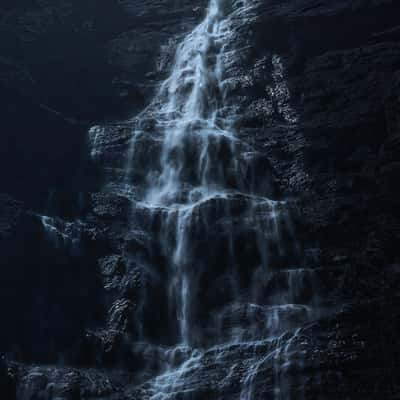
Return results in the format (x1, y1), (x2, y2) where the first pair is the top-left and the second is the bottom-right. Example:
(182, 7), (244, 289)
(99, 255), (126, 291)
(17, 371), (48, 400)
(0, 359), (16, 400)
(91, 192), (131, 219)
(14, 365), (125, 400)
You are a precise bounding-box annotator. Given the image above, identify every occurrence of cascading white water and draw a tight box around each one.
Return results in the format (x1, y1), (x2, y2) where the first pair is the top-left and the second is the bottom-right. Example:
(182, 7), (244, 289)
(110, 0), (317, 397)
(125, 0), (261, 345)
(145, 0), (229, 205)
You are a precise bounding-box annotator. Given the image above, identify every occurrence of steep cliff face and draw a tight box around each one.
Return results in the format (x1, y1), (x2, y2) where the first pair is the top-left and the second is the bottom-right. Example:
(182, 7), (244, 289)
(1, 0), (399, 399)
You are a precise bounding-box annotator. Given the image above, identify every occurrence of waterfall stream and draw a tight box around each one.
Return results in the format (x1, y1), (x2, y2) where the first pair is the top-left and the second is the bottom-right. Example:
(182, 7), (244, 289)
(126, 0), (268, 346)
(89, 0), (318, 398)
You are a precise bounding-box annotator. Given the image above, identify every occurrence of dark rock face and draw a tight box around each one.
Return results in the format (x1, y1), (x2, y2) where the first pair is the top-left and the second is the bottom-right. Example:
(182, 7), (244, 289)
(1, 0), (400, 399)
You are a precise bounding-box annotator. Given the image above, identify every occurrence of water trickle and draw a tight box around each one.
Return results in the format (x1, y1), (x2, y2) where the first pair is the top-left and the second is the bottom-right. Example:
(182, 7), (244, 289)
(40, 215), (83, 255)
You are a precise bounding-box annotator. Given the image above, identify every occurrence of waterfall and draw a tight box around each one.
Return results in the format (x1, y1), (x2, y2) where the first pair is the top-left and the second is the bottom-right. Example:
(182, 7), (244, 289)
(125, 0), (263, 345)
(89, 0), (320, 397)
